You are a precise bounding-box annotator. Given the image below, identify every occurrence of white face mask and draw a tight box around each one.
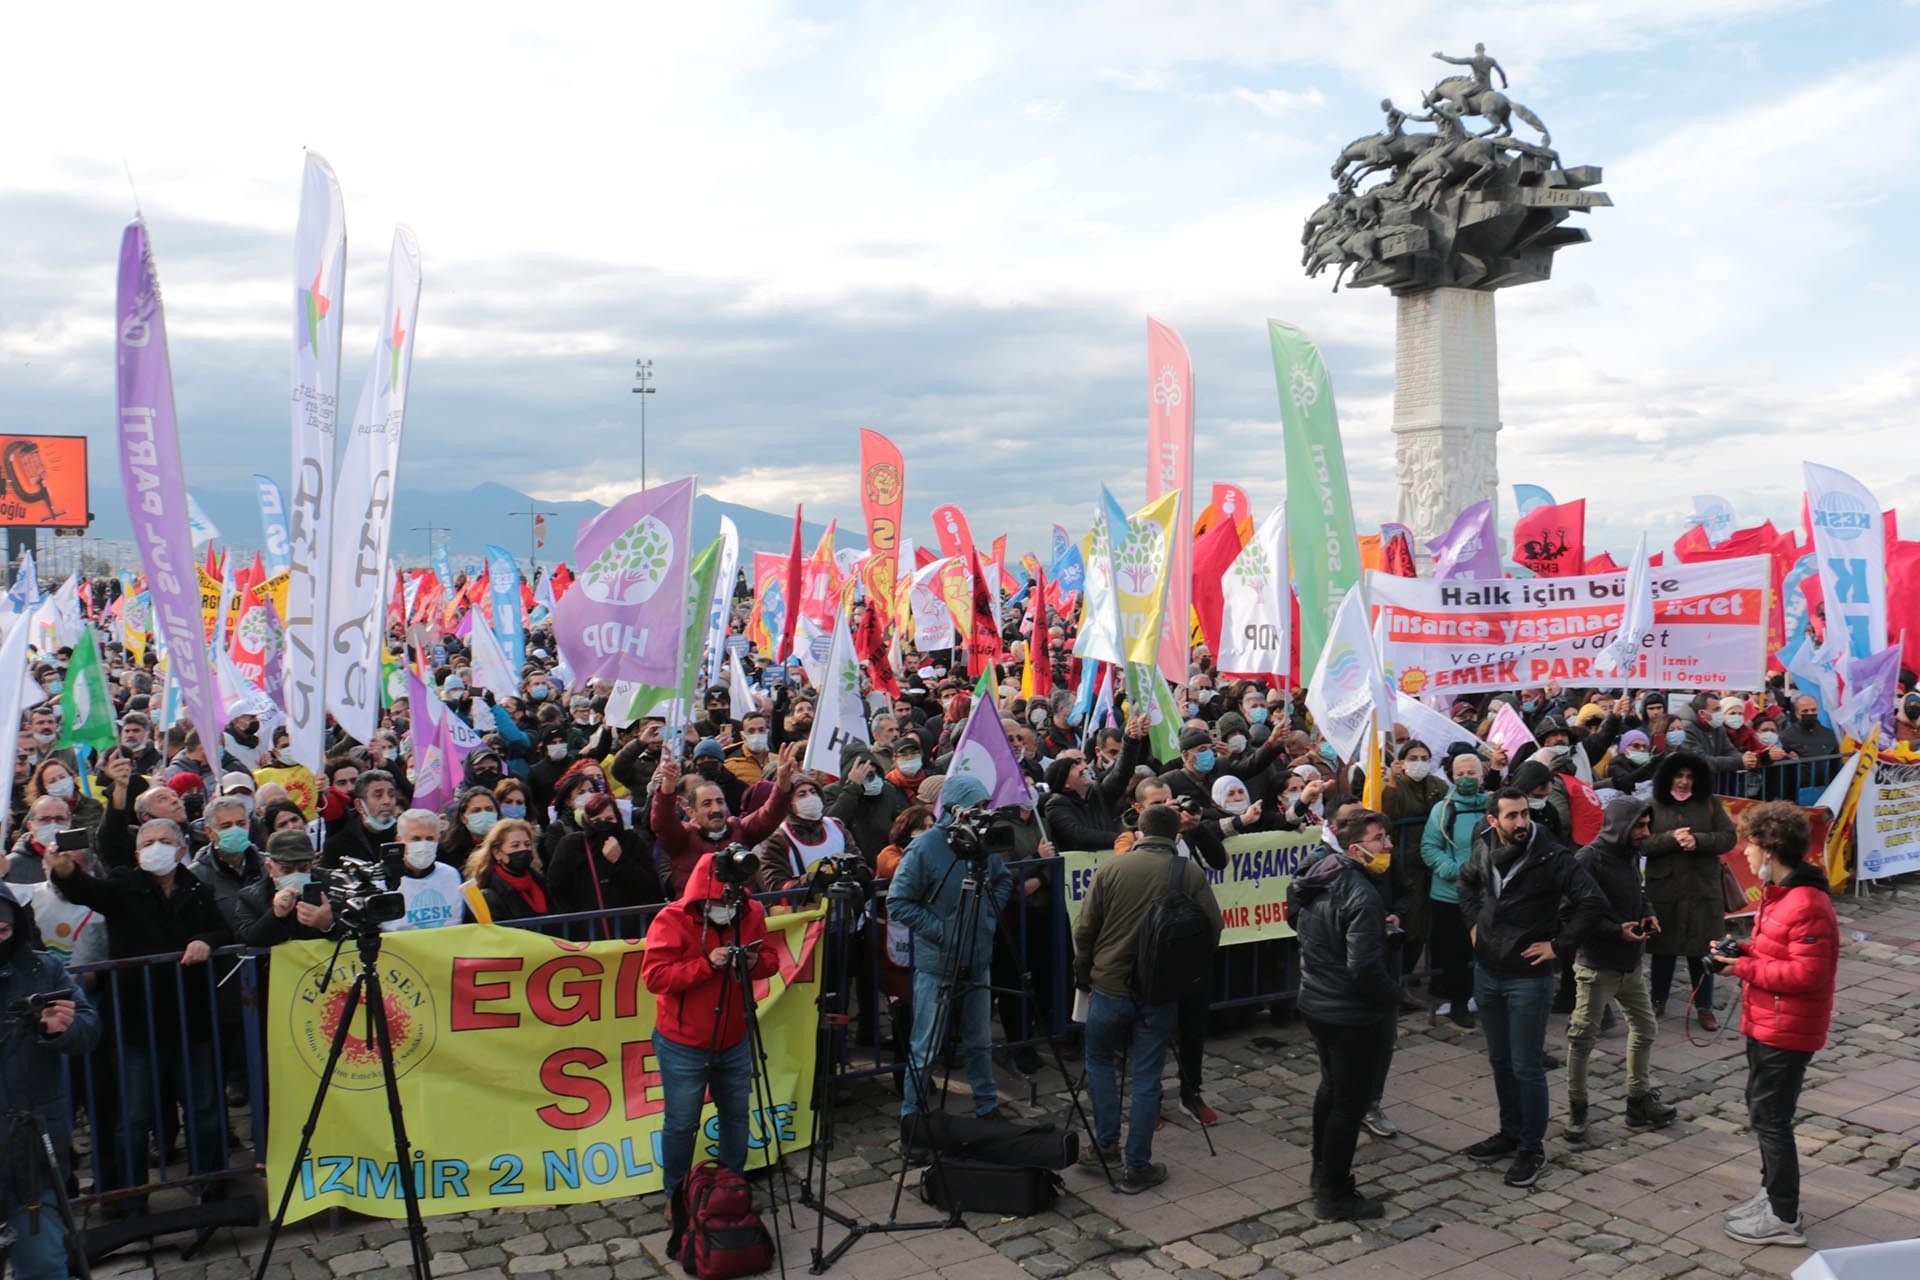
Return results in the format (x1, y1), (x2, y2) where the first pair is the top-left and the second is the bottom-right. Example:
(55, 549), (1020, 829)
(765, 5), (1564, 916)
(1226, 734), (1248, 754)
(1403, 760), (1432, 781)
(793, 794), (825, 822)
(1527, 796), (1548, 811)
(45, 776), (75, 800)
(1666, 729), (1688, 748)
(862, 776), (884, 797)
(1030, 708), (1050, 727)
(898, 757), (922, 777)
(1536, 744), (1566, 764)
(745, 734), (769, 753)
(1708, 712), (1726, 728)
(31, 821), (59, 847)
(403, 841), (439, 871)
(546, 743), (568, 760)
(706, 904), (736, 925)
(138, 843), (181, 875)
(1726, 713), (1745, 729)
(1757, 731), (1780, 748)
(1220, 795), (1249, 816)
(273, 870), (311, 893)
(1627, 750), (1652, 765)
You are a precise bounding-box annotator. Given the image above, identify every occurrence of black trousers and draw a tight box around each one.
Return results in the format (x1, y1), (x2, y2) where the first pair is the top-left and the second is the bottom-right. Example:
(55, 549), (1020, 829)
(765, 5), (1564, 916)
(1427, 900), (1474, 1008)
(1176, 988), (1207, 1097)
(1305, 1013), (1396, 1199)
(1746, 1036), (1814, 1222)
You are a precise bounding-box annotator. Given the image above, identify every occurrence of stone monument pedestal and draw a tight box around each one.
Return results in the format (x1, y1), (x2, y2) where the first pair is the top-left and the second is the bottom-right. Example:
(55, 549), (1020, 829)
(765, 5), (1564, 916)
(1391, 287), (1501, 555)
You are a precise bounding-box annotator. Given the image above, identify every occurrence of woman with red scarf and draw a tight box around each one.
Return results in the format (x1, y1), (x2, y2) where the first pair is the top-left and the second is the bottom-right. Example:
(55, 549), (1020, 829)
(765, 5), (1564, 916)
(462, 818), (548, 922)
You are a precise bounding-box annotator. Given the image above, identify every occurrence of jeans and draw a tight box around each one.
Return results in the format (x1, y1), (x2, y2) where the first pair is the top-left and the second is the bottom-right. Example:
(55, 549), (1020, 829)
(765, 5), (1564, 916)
(1567, 963), (1659, 1103)
(4, 1188), (68, 1280)
(654, 1032), (754, 1204)
(1746, 1037), (1814, 1222)
(1306, 1014), (1395, 1197)
(1083, 989), (1177, 1171)
(118, 1040), (225, 1196)
(901, 966), (997, 1118)
(1475, 967), (1556, 1154)
(1650, 953), (1715, 1010)
(1427, 901), (1474, 1009)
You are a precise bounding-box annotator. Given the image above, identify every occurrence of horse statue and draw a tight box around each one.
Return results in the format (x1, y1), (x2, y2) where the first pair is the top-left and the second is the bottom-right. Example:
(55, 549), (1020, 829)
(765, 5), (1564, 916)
(1402, 94), (1507, 207)
(1428, 75), (1551, 146)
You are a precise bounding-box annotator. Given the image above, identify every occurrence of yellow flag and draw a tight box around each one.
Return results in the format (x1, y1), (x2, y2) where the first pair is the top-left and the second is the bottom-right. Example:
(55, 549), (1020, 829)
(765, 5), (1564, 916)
(1114, 492), (1181, 666)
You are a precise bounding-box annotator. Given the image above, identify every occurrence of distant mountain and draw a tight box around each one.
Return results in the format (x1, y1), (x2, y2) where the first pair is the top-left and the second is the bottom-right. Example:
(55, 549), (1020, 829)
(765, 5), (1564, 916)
(82, 480), (856, 566)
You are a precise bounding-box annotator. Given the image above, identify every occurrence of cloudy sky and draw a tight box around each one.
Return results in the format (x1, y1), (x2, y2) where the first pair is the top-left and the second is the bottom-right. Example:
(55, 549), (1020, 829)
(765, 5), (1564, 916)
(2, 0), (1917, 562)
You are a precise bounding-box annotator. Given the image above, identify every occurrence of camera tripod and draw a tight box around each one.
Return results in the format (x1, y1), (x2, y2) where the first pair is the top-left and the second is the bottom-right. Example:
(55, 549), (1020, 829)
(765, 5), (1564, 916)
(253, 925), (432, 1280)
(3, 1108), (92, 1279)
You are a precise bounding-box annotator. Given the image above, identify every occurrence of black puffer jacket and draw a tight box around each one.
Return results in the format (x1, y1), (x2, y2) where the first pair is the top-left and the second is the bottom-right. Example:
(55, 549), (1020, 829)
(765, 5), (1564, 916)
(1574, 797), (1654, 972)
(1457, 819), (1606, 979)
(1289, 849), (1399, 1026)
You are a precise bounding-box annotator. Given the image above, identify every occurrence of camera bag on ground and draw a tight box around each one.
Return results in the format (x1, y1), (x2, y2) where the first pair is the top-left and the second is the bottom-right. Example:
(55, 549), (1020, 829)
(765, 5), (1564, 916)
(1129, 852), (1216, 1005)
(901, 1110), (1079, 1170)
(669, 1161), (773, 1280)
(918, 1156), (1063, 1216)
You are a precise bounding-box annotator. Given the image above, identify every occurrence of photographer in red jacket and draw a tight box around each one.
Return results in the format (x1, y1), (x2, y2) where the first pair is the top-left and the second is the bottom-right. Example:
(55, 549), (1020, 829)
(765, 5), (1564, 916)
(641, 849), (781, 1236)
(1709, 802), (1838, 1248)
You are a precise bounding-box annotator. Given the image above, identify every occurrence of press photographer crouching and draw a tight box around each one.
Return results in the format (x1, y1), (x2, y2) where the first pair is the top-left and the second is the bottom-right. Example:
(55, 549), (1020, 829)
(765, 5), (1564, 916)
(0, 894), (100, 1280)
(640, 848), (780, 1221)
(1712, 802), (1838, 1248)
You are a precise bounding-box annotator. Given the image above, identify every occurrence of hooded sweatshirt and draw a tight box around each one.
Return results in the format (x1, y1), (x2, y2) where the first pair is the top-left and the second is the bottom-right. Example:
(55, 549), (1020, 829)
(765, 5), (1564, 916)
(1574, 797), (1653, 972)
(884, 775), (1013, 975)
(641, 852), (780, 1050)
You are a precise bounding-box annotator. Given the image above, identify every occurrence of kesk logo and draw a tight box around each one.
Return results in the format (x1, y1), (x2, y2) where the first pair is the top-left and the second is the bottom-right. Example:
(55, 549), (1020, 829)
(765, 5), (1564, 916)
(1811, 491), (1872, 543)
(288, 949), (438, 1089)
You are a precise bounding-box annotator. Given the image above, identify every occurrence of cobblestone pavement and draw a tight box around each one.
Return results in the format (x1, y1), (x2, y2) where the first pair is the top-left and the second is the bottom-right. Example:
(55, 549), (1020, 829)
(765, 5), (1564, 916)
(99, 888), (1920, 1280)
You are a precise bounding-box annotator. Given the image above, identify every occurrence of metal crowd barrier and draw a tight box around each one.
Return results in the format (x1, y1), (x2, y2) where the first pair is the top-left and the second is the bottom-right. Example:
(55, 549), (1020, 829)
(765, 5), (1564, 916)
(1709, 752), (1845, 803)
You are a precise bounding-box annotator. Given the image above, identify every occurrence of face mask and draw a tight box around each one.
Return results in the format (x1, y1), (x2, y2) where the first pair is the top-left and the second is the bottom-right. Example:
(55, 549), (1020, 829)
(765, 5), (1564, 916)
(1221, 796), (1249, 816)
(1527, 796), (1547, 811)
(862, 776), (884, 797)
(32, 821), (59, 847)
(123, 734), (147, 753)
(472, 769), (502, 788)
(44, 680), (62, 695)
(1670, 783), (1694, 801)
(216, 826), (251, 854)
(1285, 790), (1304, 806)
(1193, 749), (1216, 772)
(466, 810), (499, 837)
(1536, 744), (1566, 764)
(745, 733), (769, 753)
(138, 844), (180, 875)
(1184, 703), (1198, 717)
(1030, 708), (1050, 727)
(44, 776), (73, 799)
(794, 795), (825, 822)
(1404, 760), (1431, 781)
(1249, 707), (1269, 725)
(364, 809), (397, 832)
(1627, 750), (1652, 765)
(503, 850), (534, 876)
(706, 904), (737, 926)
(697, 760), (722, 780)
(1666, 729), (1688, 749)
(1522, 701), (1538, 715)
(1453, 776), (1482, 797)
(404, 841), (438, 870)
(443, 687), (466, 702)
(1360, 849), (1392, 876)
(1226, 734), (1248, 753)
(546, 743), (568, 760)
(530, 685), (548, 700)
(1798, 713), (1820, 729)
(898, 757), (922, 777)
(1319, 742), (1338, 762)
(1197, 690), (1215, 704)
(272, 870), (310, 892)
(500, 801), (527, 820)
(1708, 712), (1725, 728)
(32, 730), (56, 745)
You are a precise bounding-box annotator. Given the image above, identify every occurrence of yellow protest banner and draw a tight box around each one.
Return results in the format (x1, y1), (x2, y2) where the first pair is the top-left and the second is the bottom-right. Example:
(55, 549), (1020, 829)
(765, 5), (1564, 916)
(252, 764), (320, 819)
(1058, 828), (1326, 944)
(266, 911), (824, 1220)
(253, 567), (291, 621)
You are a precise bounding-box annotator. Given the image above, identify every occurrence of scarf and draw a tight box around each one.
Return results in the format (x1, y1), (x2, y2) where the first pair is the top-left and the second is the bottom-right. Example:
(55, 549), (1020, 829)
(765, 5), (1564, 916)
(491, 865), (548, 914)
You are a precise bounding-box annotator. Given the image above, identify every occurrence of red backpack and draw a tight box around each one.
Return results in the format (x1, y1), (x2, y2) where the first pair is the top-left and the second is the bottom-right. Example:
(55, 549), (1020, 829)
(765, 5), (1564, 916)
(670, 1161), (773, 1280)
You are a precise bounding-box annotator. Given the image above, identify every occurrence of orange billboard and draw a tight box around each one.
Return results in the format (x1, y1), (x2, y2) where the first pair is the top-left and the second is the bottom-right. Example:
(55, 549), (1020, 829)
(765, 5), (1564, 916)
(0, 435), (89, 528)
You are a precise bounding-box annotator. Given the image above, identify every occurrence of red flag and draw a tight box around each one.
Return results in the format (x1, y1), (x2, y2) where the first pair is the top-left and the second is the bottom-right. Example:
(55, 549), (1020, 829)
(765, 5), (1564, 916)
(1582, 552), (1623, 575)
(1380, 524), (1417, 578)
(1147, 318), (1194, 683)
(1887, 540), (1920, 675)
(1029, 566), (1053, 698)
(778, 505), (804, 662)
(858, 429), (905, 627)
(854, 597), (899, 699)
(1190, 515), (1246, 658)
(913, 545), (936, 572)
(550, 563), (574, 599)
(798, 520), (840, 633)
(1209, 482), (1251, 530)
(931, 504), (978, 565)
(965, 548), (1001, 679)
(1513, 499), (1585, 577)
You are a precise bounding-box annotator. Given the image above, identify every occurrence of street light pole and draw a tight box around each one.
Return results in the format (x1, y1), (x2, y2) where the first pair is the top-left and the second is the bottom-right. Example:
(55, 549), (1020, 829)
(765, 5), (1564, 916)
(409, 524), (449, 572)
(631, 358), (655, 490)
(505, 507), (557, 579)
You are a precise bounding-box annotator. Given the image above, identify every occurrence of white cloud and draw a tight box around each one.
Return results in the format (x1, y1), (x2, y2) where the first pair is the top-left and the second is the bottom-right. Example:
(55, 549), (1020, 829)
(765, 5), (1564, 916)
(1231, 87), (1326, 115)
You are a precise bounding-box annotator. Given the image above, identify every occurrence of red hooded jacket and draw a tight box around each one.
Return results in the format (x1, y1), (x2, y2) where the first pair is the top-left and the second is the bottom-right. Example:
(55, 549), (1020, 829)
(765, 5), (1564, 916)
(1731, 863), (1838, 1053)
(642, 853), (780, 1051)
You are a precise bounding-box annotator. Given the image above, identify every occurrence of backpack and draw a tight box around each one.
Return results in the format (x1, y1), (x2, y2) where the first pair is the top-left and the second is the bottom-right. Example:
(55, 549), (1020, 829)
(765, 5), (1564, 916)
(670, 1161), (773, 1280)
(1128, 853), (1215, 1005)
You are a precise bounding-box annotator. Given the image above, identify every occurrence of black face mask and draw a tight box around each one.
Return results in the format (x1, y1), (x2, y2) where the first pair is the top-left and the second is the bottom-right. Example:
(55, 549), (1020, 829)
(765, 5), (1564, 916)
(472, 769), (502, 788)
(589, 821), (620, 840)
(503, 851), (534, 876)
(697, 760), (722, 780)
(231, 727), (259, 748)
(1798, 713), (1820, 729)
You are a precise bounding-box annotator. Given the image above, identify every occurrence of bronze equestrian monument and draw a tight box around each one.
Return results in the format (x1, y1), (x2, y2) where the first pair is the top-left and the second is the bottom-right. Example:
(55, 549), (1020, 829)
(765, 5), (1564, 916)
(1304, 44), (1609, 551)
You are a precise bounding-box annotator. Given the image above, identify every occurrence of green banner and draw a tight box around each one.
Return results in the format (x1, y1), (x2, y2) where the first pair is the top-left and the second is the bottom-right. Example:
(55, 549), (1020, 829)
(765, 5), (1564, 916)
(623, 537), (722, 720)
(1059, 828), (1327, 945)
(1269, 319), (1360, 681)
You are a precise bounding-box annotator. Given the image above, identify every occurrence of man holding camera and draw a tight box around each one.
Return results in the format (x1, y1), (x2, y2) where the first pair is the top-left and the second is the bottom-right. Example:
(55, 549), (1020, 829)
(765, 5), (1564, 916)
(0, 895), (100, 1279)
(234, 832), (346, 946)
(887, 774), (1015, 1132)
(641, 850), (781, 1237)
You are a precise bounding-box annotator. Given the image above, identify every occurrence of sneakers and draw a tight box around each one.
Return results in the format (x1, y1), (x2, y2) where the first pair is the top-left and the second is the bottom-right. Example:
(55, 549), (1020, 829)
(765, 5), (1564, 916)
(1564, 1100), (1589, 1144)
(1181, 1093), (1219, 1126)
(1362, 1107), (1399, 1139)
(1115, 1162), (1168, 1195)
(1079, 1141), (1120, 1170)
(1465, 1132), (1518, 1162)
(1312, 1190), (1385, 1222)
(1724, 1187), (1770, 1225)
(1503, 1151), (1548, 1188)
(1724, 1203), (1806, 1246)
(1626, 1092), (1678, 1130)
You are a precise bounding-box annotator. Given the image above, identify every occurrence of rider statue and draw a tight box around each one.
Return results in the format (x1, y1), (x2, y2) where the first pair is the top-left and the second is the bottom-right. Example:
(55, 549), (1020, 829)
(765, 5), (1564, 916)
(1378, 98), (1416, 138)
(1432, 43), (1506, 95)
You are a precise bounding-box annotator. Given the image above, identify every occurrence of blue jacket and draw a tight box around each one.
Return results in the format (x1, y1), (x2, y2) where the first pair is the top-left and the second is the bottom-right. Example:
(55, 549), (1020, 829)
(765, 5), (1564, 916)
(0, 918), (101, 1193)
(1420, 785), (1489, 905)
(885, 775), (1013, 975)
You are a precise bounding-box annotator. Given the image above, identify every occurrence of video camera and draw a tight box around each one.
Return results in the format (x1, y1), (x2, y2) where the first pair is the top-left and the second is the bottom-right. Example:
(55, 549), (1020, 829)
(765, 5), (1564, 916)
(311, 854), (408, 932)
(710, 842), (760, 888)
(946, 804), (1022, 863)
(5, 987), (73, 1041)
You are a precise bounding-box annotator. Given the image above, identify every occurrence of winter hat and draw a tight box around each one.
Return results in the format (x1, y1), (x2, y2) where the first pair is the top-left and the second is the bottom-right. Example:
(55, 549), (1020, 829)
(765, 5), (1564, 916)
(167, 772), (205, 796)
(1178, 727), (1212, 752)
(265, 830), (316, 863)
(1620, 730), (1651, 750)
(692, 739), (726, 761)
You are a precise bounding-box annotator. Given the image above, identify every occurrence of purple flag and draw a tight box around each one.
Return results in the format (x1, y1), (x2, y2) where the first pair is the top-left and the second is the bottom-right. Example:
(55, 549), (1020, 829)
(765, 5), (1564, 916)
(1838, 643), (1902, 742)
(938, 695), (1037, 816)
(116, 223), (227, 755)
(406, 666), (455, 813)
(1428, 500), (1501, 580)
(553, 477), (696, 687)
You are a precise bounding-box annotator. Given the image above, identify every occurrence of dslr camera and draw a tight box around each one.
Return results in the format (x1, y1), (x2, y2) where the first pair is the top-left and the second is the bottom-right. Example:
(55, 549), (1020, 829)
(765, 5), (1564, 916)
(1710, 934), (1745, 962)
(710, 842), (759, 888)
(5, 987), (73, 1041)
